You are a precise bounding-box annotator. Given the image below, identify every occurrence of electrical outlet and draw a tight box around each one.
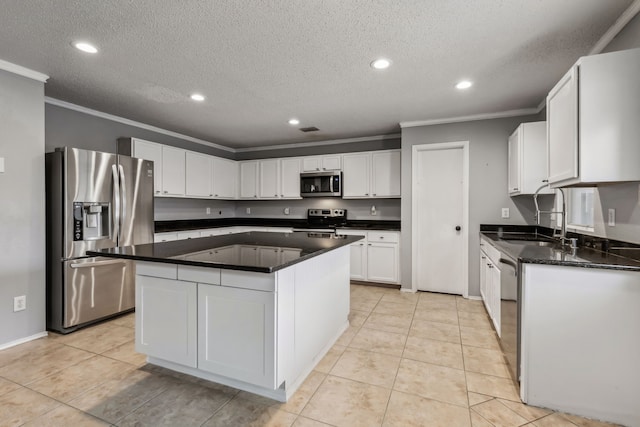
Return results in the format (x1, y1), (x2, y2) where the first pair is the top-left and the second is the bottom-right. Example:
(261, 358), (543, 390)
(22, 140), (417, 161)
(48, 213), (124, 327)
(371, 205), (377, 216)
(284, 207), (290, 215)
(246, 207), (251, 214)
(501, 208), (510, 219)
(14, 295), (26, 312)
(206, 207), (211, 215)
(608, 208), (616, 226)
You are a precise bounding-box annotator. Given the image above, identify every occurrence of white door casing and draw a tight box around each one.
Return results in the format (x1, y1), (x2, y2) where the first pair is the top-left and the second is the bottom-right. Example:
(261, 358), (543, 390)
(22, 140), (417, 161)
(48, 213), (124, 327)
(411, 141), (469, 297)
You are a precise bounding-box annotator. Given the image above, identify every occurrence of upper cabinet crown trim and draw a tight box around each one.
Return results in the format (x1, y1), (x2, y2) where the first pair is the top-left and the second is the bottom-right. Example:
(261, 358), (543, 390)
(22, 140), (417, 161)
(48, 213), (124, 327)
(0, 59), (49, 82)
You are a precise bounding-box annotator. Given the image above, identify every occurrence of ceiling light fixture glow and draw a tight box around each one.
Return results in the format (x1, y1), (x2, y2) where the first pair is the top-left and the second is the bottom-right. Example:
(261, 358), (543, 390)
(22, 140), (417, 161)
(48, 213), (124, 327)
(370, 58), (391, 70)
(190, 93), (205, 102)
(73, 42), (98, 54)
(73, 42), (98, 53)
(288, 118), (300, 126)
(456, 80), (473, 90)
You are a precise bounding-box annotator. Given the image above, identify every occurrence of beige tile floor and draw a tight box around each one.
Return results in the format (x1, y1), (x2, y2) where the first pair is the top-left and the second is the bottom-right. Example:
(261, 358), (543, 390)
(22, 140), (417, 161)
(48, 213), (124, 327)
(0, 284), (621, 427)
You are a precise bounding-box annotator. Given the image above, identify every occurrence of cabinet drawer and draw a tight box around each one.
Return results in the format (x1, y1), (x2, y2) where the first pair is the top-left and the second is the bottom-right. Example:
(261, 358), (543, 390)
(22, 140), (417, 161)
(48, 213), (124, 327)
(137, 261), (177, 279)
(367, 231), (399, 243)
(221, 270), (276, 292)
(480, 238), (501, 266)
(178, 265), (221, 285)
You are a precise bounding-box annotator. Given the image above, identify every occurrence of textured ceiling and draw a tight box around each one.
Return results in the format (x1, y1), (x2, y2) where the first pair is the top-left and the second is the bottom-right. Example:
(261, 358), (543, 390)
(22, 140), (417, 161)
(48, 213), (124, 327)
(0, 0), (634, 149)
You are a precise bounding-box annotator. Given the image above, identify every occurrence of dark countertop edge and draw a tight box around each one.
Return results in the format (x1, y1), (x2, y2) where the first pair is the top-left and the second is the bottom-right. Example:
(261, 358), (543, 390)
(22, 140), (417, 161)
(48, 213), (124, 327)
(155, 218), (401, 233)
(87, 233), (362, 273)
(480, 225), (640, 271)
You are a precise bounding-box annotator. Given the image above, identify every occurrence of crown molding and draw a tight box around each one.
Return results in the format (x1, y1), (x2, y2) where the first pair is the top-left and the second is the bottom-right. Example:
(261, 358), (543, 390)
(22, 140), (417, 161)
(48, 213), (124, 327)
(234, 133), (401, 152)
(45, 97), (235, 153)
(0, 59), (48, 82)
(589, 0), (640, 55)
(400, 108), (539, 129)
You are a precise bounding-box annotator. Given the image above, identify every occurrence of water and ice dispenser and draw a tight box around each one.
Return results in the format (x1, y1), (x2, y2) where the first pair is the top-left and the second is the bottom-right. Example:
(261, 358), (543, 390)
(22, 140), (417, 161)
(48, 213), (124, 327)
(72, 202), (110, 241)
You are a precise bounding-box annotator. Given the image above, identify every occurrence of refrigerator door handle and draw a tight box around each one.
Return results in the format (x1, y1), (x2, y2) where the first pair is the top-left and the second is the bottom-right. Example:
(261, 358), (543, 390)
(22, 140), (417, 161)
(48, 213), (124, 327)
(118, 164), (127, 243)
(112, 164), (120, 242)
(70, 258), (127, 268)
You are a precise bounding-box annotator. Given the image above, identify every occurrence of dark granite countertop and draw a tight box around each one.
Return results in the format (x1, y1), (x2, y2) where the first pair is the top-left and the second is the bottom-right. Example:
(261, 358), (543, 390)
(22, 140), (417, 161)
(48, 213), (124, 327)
(480, 225), (640, 271)
(155, 218), (400, 233)
(88, 231), (363, 273)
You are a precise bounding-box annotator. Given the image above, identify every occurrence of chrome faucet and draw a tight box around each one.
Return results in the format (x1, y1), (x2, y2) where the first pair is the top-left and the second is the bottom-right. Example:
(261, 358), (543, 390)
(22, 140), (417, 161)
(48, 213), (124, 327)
(533, 181), (573, 247)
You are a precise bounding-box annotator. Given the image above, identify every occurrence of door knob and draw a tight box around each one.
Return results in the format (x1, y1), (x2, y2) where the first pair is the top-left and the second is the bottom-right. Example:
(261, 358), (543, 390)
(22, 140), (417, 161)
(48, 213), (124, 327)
(455, 226), (461, 231)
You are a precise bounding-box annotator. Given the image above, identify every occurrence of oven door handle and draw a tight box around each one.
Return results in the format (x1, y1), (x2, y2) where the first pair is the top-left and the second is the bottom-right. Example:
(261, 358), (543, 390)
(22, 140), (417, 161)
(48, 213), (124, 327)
(499, 258), (518, 276)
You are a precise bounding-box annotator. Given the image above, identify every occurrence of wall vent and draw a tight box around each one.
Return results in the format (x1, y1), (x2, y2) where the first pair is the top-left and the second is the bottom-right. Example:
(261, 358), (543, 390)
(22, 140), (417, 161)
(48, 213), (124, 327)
(299, 126), (319, 132)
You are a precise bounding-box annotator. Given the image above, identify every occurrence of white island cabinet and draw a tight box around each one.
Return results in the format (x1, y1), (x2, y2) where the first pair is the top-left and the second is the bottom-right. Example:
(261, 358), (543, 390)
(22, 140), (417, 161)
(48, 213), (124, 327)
(134, 244), (351, 401)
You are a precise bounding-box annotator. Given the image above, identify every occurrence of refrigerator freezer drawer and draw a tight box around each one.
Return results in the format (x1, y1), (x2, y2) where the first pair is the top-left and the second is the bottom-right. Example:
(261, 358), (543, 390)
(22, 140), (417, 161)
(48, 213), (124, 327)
(63, 257), (135, 328)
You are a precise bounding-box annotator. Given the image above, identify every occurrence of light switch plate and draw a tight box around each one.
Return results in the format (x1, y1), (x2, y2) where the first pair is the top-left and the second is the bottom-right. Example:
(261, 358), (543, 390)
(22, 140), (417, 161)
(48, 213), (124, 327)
(608, 208), (616, 226)
(501, 208), (510, 219)
(0, 157), (5, 173)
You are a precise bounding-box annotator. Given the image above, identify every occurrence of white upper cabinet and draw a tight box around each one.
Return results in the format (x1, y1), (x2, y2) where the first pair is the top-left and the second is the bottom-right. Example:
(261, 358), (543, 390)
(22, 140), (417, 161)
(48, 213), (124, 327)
(342, 150), (400, 198)
(130, 139), (163, 196)
(508, 122), (552, 195)
(239, 161), (259, 199)
(342, 153), (370, 198)
(211, 156), (237, 199)
(185, 151), (212, 198)
(371, 150), (401, 197)
(302, 155), (342, 172)
(279, 157), (301, 199)
(547, 48), (640, 187)
(258, 159), (280, 199)
(160, 145), (186, 197)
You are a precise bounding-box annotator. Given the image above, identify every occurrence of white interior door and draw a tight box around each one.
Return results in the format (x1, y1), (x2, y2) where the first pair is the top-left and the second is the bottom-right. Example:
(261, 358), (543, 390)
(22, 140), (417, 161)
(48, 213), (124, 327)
(412, 142), (468, 296)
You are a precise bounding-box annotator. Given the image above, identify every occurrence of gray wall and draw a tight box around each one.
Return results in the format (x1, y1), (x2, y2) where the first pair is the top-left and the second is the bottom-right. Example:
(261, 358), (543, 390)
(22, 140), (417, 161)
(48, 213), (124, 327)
(45, 103), (233, 159)
(154, 198), (236, 221)
(0, 70), (46, 346)
(235, 138), (400, 160)
(400, 114), (542, 295)
(235, 198), (400, 221)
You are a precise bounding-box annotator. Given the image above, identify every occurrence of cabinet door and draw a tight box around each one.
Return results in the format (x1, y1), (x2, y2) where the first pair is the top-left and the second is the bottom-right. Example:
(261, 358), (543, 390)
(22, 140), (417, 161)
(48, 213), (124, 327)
(479, 250), (488, 306)
(372, 150), (401, 197)
(367, 242), (398, 283)
(212, 157), (238, 199)
(302, 157), (321, 172)
(258, 159), (279, 199)
(198, 284), (276, 388)
(349, 241), (367, 281)
(258, 247), (280, 267)
(239, 161), (258, 198)
(547, 67), (579, 185)
(161, 146), (186, 196)
(154, 232), (178, 243)
(132, 139), (163, 196)
(280, 158), (301, 198)
(135, 275), (197, 367)
(342, 153), (370, 198)
(508, 128), (521, 195)
(321, 155), (342, 171)
(280, 248), (302, 264)
(185, 151), (212, 197)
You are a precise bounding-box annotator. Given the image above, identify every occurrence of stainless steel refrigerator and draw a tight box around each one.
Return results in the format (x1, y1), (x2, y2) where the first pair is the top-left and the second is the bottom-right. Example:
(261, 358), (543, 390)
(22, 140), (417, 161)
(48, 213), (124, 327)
(46, 147), (154, 333)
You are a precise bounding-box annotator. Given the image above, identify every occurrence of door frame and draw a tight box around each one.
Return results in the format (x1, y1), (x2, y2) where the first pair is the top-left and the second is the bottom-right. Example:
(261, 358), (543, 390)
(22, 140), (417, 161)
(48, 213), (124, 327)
(411, 141), (469, 297)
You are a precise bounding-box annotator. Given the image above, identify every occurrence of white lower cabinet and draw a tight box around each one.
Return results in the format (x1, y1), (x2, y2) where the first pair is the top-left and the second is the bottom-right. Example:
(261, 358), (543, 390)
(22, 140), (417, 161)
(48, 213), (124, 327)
(135, 269), (197, 368)
(198, 284), (276, 388)
(338, 229), (400, 284)
(479, 238), (501, 336)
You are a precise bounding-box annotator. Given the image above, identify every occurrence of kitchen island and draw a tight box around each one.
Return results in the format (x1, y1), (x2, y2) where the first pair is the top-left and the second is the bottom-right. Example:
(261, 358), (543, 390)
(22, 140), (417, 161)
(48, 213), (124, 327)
(89, 231), (362, 401)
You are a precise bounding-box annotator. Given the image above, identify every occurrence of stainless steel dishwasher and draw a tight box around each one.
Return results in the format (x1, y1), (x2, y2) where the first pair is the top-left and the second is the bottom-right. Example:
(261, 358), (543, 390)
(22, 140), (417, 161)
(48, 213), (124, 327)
(499, 254), (519, 387)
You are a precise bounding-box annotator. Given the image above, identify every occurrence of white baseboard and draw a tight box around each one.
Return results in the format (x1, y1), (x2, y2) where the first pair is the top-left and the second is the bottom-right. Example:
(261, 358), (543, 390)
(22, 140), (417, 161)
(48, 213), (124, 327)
(466, 295), (482, 301)
(0, 331), (48, 351)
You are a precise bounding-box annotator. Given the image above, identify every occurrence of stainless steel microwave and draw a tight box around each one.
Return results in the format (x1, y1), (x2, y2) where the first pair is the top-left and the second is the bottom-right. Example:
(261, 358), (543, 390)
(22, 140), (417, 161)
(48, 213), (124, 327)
(300, 171), (342, 197)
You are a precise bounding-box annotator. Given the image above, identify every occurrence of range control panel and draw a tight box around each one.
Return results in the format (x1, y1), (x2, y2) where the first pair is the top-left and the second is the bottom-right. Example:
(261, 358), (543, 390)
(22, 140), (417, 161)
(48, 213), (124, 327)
(308, 209), (345, 218)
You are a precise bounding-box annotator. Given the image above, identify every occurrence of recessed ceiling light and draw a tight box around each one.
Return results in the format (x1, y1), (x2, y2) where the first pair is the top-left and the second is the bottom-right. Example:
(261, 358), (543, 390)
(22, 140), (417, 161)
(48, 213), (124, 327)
(456, 80), (473, 90)
(370, 58), (391, 70)
(73, 42), (98, 54)
(190, 93), (205, 102)
(288, 118), (300, 126)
